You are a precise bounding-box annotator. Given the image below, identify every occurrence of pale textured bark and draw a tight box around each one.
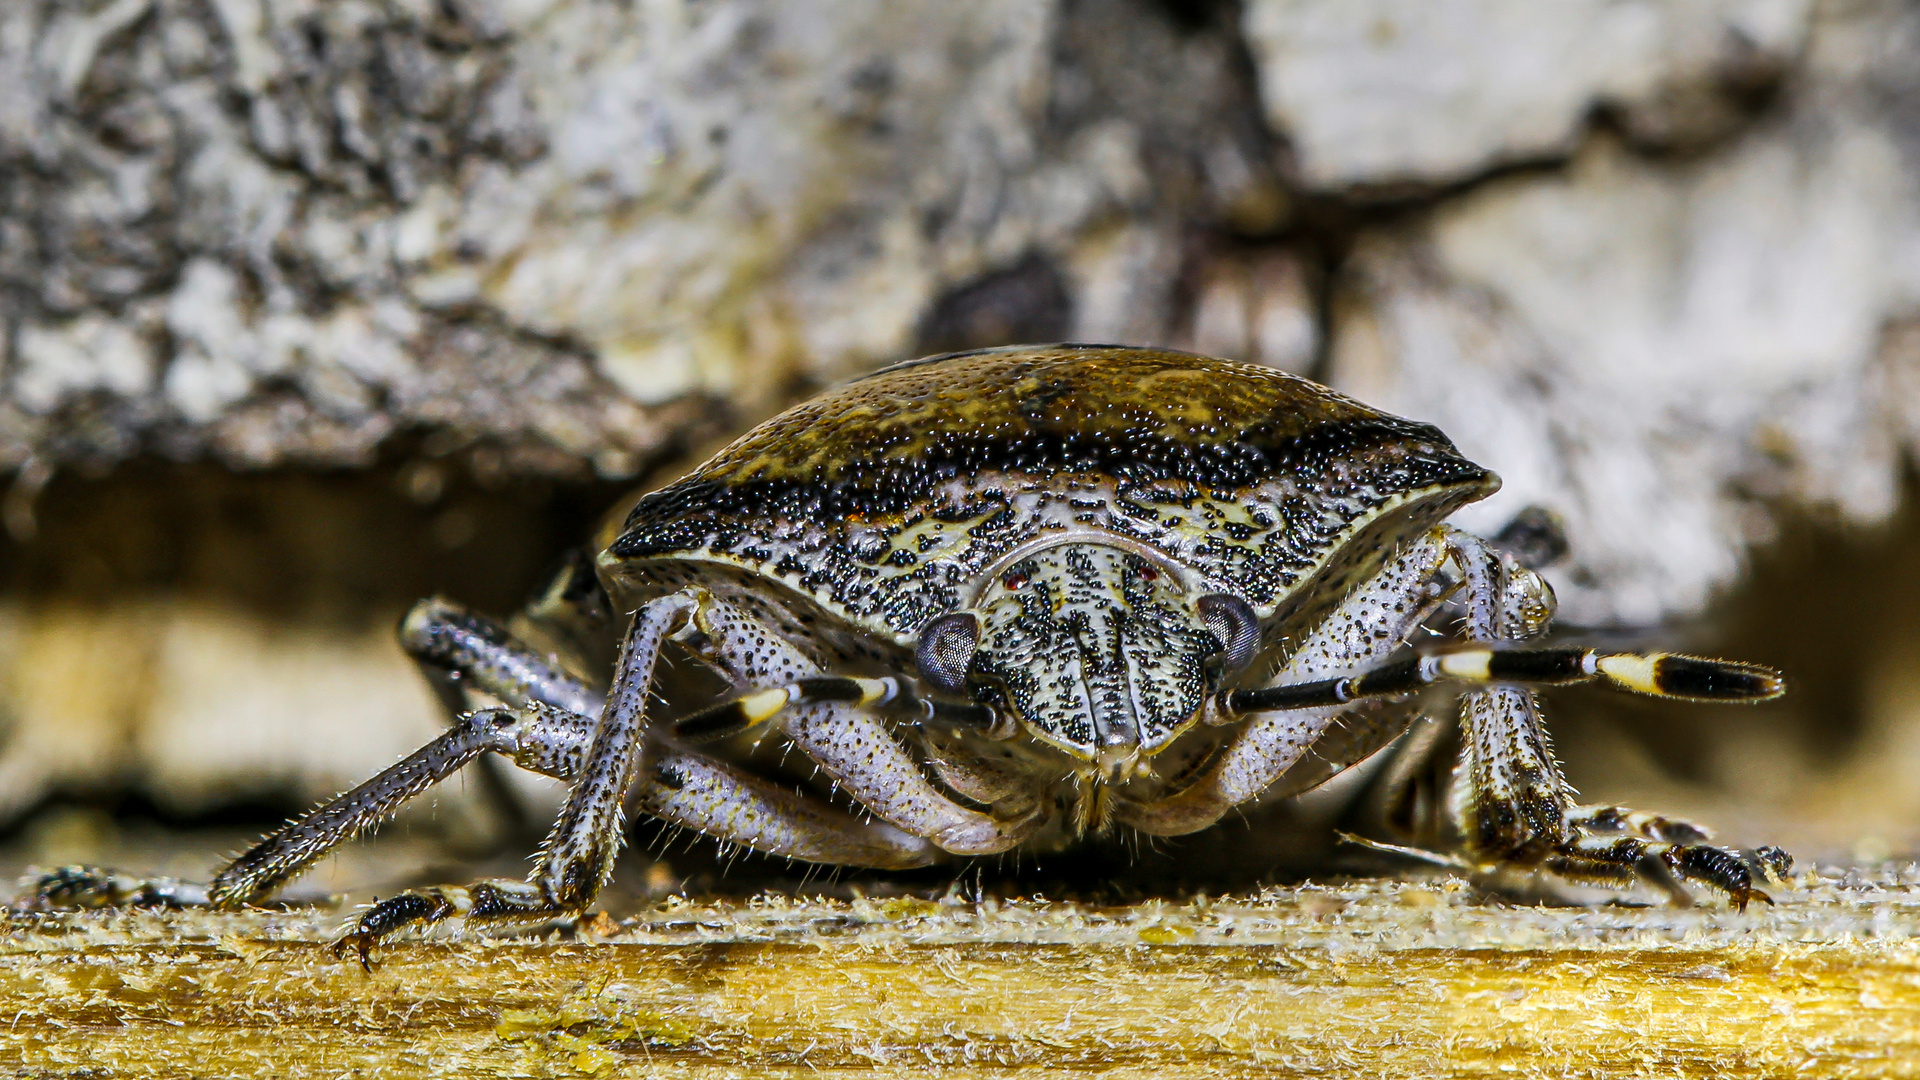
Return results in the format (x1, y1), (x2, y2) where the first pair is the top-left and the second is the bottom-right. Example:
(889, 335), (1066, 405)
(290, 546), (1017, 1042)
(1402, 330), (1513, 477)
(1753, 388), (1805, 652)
(3, 876), (1918, 1078)
(1242, 0), (1816, 188)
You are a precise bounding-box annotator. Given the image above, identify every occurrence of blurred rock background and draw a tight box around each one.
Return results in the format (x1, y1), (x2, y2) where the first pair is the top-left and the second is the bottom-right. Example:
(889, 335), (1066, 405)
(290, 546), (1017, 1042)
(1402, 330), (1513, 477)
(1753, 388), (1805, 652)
(3, 0), (1919, 897)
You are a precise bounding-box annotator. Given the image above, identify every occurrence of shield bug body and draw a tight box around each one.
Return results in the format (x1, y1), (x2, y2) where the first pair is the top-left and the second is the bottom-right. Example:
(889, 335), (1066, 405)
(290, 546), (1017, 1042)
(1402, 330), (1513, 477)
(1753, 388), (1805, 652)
(42, 346), (1788, 955)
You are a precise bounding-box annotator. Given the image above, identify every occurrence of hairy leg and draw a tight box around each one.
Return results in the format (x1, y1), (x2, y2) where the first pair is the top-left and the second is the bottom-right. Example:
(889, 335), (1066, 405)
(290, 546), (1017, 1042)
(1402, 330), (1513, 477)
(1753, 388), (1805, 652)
(399, 596), (604, 719)
(25, 580), (618, 913)
(1440, 533), (1788, 907)
(214, 705), (536, 905)
(334, 587), (1009, 961)
(782, 700), (1039, 854)
(637, 749), (935, 869)
(225, 582), (609, 906)
(326, 737), (941, 966)
(295, 701), (935, 964)
(329, 592), (694, 962)
(1552, 804), (1794, 891)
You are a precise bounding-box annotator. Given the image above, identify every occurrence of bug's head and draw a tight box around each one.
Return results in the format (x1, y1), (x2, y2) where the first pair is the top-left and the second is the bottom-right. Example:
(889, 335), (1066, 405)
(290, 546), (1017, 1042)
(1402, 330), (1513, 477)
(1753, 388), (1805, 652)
(916, 542), (1262, 780)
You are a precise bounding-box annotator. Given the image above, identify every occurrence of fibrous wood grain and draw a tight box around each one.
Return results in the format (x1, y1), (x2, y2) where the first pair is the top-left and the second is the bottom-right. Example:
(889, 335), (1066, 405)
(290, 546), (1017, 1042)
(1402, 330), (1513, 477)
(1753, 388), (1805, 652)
(6, 871), (1918, 1079)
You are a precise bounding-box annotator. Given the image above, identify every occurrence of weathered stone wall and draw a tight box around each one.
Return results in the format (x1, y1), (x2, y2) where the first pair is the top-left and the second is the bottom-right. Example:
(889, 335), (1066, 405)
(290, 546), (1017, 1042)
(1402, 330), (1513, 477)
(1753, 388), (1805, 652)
(1293, 0), (1920, 625)
(5, 0), (1920, 859)
(0, 0), (1280, 478)
(12, 0), (1920, 622)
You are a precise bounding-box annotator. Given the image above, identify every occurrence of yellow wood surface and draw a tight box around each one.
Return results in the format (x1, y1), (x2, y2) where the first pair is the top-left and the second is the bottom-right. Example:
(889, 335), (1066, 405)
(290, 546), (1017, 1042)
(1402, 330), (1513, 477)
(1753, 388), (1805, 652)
(4, 871), (1919, 1078)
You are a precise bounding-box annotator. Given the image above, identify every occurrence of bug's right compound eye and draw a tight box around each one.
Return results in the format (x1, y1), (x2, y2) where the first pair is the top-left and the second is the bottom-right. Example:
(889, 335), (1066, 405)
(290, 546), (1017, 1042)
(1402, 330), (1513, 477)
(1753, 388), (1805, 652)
(916, 612), (980, 695)
(1197, 594), (1261, 674)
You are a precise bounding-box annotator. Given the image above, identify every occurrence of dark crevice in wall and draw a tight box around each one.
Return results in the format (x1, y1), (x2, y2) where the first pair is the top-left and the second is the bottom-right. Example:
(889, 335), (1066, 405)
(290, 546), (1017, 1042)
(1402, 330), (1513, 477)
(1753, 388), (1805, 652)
(0, 445), (637, 622)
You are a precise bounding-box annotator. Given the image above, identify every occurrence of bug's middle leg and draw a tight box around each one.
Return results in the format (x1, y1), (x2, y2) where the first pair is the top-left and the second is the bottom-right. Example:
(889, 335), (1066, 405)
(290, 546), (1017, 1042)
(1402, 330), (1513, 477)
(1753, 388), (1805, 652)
(1219, 530), (1779, 714)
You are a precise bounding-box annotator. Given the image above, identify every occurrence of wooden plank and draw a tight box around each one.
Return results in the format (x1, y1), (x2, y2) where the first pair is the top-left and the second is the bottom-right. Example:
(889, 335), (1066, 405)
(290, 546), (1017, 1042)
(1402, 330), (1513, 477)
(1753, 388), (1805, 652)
(3, 872), (1918, 1079)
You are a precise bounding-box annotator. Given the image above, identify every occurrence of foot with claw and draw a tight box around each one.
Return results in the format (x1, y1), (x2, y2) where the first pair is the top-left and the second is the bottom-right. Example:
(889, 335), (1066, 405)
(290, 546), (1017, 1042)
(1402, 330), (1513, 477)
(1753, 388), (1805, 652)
(1543, 806), (1794, 910)
(332, 881), (569, 969)
(333, 889), (460, 970)
(1345, 808), (1794, 910)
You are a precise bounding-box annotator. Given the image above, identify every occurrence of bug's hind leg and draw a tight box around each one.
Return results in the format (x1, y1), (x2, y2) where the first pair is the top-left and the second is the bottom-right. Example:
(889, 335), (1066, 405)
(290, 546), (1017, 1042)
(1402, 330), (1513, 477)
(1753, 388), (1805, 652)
(397, 558), (613, 839)
(1529, 806), (1792, 908)
(398, 594), (604, 720)
(18, 696), (586, 916)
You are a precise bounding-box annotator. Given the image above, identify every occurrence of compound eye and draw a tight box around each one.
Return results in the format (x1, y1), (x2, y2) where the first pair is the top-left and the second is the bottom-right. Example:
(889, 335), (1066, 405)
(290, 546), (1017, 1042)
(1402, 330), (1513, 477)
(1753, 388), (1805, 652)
(916, 612), (980, 695)
(1197, 594), (1261, 674)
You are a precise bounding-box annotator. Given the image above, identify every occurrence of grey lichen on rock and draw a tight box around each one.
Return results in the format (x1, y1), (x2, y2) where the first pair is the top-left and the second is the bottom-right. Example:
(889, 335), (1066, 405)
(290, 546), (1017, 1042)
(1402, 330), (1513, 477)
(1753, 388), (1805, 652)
(1242, 0), (1815, 189)
(2, 0), (674, 474)
(0, 0), (1283, 477)
(11, 0), (1920, 626)
(1315, 1), (1920, 623)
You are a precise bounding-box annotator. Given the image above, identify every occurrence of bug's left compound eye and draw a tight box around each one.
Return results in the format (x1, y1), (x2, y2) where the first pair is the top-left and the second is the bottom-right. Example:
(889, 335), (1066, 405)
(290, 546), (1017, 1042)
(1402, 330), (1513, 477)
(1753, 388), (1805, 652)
(1197, 594), (1261, 674)
(916, 612), (980, 695)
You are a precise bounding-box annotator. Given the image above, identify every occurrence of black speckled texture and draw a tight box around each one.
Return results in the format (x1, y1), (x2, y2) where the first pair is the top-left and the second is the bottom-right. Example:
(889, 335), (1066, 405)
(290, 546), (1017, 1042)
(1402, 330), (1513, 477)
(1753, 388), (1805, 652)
(607, 346), (1495, 646)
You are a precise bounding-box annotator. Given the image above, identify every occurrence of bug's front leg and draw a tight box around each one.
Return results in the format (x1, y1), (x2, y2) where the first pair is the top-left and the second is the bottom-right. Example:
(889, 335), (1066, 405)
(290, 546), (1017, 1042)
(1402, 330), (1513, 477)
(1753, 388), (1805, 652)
(333, 591), (696, 962)
(1450, 686), (1788, 906)
(1442, 531), (1789, 907)
(636, 748), (937, 869)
